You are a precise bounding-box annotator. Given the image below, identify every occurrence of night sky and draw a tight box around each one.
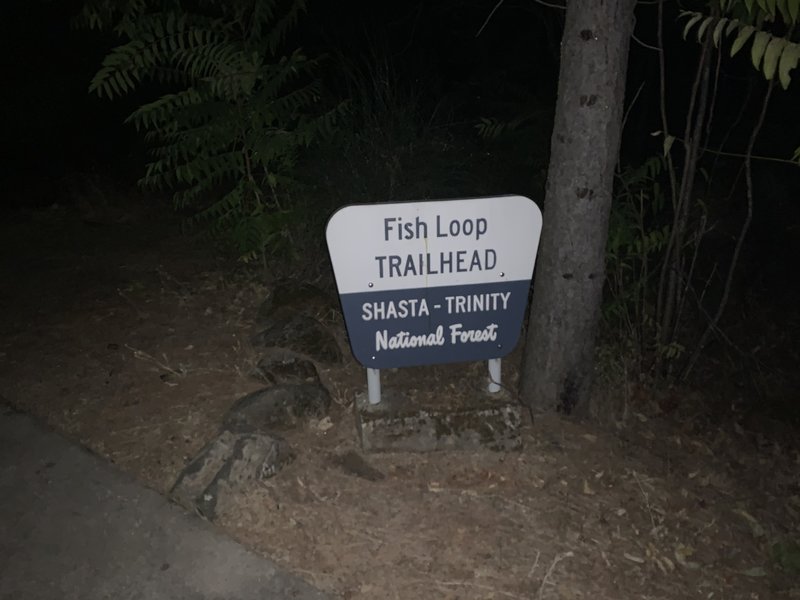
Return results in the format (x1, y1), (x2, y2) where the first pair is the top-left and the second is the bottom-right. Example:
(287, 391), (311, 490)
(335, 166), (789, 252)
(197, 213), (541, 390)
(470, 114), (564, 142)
(1, 0), (798, 207)
(2, 1), (132, 196)
(0, 1), (575, 201)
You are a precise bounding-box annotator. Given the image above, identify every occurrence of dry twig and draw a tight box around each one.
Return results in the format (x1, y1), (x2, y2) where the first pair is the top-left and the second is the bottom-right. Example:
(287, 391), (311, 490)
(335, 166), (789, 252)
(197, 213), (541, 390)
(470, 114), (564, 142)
(537, 551), (574, 600)
(527, 550), (542, 577)
(125, 344), (184, 377)
(424, 578), (527, 600)
(632, 470), (657, 532)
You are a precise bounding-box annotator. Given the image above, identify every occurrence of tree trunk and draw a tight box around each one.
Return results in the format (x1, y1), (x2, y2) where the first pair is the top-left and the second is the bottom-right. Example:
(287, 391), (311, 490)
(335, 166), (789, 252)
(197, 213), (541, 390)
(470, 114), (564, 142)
(520, 0), (636, 415)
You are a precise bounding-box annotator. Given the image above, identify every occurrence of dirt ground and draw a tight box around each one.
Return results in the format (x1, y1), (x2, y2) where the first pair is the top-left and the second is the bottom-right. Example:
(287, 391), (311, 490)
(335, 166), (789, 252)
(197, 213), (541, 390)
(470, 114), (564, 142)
(1, 207), (798, 600)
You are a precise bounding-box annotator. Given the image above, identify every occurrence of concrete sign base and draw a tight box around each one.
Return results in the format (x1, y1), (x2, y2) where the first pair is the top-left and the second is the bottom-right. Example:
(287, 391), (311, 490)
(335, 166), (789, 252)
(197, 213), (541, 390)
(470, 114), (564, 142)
(355, 388), (522, 453)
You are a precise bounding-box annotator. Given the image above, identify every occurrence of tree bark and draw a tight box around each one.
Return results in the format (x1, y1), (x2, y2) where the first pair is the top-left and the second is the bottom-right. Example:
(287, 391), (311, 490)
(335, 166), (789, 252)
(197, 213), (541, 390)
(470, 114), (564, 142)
(520, 0), (636, 415)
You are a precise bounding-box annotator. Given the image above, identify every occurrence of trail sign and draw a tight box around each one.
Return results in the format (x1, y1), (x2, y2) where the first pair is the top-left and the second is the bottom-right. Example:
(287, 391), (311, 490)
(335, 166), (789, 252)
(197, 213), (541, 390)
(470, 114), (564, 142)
(326, 195), (542, 369)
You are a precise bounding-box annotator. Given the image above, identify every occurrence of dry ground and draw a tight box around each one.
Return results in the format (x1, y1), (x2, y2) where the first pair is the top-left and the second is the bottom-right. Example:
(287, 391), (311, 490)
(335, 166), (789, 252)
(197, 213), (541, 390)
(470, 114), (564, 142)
(1, 208), (798, 599)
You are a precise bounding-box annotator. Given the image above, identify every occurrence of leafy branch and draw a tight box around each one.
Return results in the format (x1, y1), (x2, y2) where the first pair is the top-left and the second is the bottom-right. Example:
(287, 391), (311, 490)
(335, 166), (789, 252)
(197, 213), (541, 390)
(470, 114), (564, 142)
(79, 0), (344, 261)
(681, 0), (799, 89)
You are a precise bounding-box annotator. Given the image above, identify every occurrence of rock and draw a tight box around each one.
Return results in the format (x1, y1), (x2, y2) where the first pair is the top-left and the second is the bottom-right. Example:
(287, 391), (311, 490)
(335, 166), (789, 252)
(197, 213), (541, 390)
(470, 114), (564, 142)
(251, 312), (342, 365)
(254, 348), (320, 385)
(170, 431), (237, 512)
(170, 431), (293, 520)
(256, 281), (338, 324)
(223, 384), (332, 434)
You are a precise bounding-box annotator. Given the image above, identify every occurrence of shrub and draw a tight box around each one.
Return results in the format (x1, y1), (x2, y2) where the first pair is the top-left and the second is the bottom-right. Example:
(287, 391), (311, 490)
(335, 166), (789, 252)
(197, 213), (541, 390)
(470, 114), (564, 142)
(79, 0), (344, 261)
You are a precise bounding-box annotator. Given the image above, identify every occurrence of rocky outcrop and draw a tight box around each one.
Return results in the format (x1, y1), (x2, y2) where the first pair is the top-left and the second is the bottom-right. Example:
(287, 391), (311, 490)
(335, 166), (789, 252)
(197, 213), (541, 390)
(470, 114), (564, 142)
(170, 281), (340, 520)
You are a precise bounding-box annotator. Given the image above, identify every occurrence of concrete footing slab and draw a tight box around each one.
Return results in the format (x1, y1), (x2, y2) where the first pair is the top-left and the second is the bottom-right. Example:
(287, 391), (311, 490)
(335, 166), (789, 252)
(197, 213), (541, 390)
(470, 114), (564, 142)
(355, 388), (522, 453)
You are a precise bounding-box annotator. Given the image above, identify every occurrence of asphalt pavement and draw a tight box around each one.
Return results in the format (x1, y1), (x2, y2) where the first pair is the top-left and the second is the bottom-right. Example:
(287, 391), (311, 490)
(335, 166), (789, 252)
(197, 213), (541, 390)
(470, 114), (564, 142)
(0, 402), (329, 600)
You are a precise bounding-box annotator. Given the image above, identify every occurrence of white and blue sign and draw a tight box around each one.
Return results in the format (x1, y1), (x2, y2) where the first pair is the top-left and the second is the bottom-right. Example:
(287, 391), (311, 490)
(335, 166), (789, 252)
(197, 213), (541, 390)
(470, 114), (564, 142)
(326, 195), (542, 369)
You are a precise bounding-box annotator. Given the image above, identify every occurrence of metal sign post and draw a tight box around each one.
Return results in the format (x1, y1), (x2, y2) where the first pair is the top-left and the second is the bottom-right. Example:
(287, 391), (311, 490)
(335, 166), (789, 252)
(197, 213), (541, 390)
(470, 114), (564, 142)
(367, 368), (381, 405)
(487, 358), (501, 393)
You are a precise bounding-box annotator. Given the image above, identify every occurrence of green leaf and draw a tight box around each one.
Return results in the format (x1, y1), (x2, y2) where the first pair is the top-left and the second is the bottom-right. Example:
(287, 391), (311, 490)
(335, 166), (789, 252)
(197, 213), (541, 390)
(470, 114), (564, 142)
(713, 18), (728, 46)
(682, 12), (704, 40)
(697, 16), (714, 42)
(776, 0), (789, 20)
(663, 135), (676, 157)
(745, 0), (755, 12)
(788, 0), (800, 22)
(766, 0), (777, 17)
(771, 540), (800, 574)
(778, 42), (800, 88)
(726, 18), (740, 36)
(731, 25), (756, 56)
(763, 36), (787, 80)
(751, 30), (772, 69)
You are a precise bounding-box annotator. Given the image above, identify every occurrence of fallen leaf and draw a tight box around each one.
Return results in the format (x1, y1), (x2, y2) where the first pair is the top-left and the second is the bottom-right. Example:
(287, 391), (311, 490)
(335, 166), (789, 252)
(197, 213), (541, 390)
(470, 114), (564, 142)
(674, 544), (700, 569)
(733, 508), (766, 538)
(624, 552), (645, 564)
